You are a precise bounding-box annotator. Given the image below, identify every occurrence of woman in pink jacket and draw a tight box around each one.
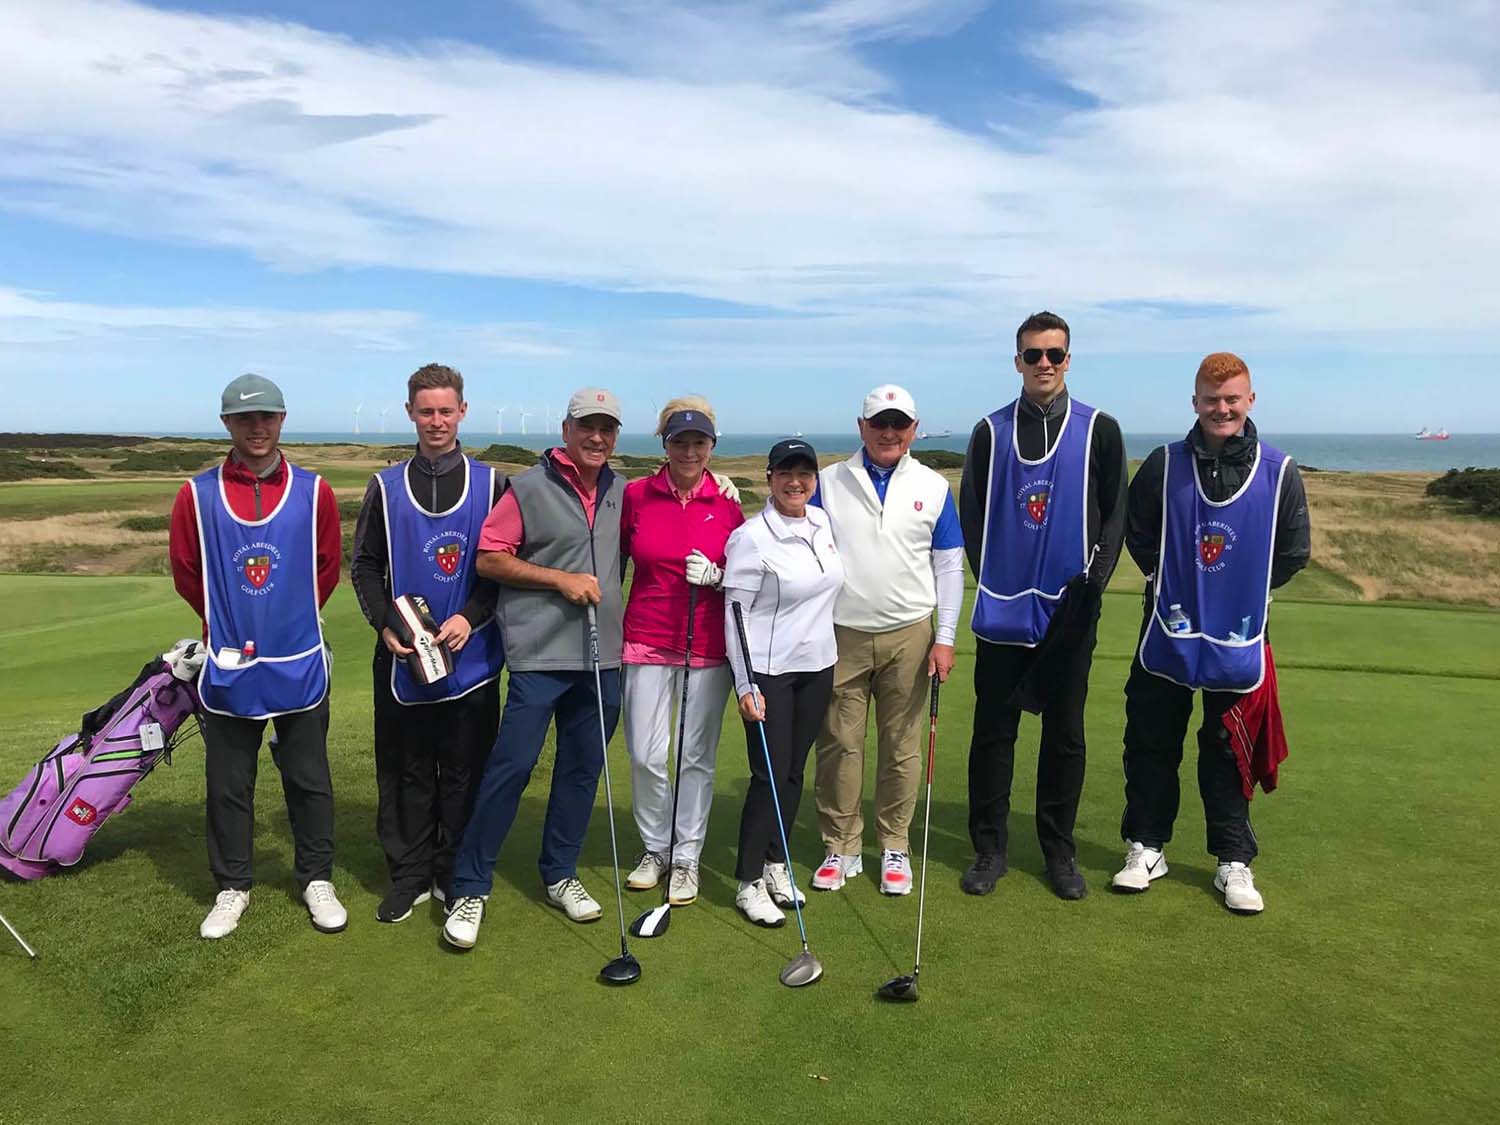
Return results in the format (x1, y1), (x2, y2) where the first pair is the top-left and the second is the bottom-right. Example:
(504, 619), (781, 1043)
(620, 396), (745, 906)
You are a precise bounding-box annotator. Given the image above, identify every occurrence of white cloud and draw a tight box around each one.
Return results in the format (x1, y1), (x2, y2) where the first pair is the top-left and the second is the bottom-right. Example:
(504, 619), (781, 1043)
(0, 0), (1498, 361)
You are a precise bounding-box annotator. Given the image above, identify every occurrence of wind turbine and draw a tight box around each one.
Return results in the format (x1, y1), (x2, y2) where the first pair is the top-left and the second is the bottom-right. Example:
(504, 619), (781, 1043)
(353, 401), (363, 436)
(495, 406), (507, 435)
(379, 407), (390, 434)
(520, 409), (536, 435)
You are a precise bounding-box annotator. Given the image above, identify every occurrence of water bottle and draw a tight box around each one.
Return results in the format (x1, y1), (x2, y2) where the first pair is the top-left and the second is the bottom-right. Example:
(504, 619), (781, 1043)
(1166, 604), (1190, 635)
(241, 640), (256, 665)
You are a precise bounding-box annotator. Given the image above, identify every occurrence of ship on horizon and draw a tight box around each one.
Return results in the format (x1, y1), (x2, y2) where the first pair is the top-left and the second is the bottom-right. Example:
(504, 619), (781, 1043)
(1415, 426), (1451, 441)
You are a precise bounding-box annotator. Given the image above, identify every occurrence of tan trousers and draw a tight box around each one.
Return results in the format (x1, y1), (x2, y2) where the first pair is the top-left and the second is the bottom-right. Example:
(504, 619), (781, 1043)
(814, 618), (932, 854)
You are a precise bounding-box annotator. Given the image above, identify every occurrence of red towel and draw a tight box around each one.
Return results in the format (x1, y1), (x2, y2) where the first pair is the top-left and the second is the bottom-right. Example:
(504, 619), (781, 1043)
(1222, 642), (1288, 799)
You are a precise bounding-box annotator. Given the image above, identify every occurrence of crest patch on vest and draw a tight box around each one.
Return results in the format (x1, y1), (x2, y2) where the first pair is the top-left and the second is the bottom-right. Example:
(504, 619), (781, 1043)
(423, 531), (469, 584)
(1015, 480), (1054, 530)
(233, 542), (282, 596)
(1195, 521), (1237, 572)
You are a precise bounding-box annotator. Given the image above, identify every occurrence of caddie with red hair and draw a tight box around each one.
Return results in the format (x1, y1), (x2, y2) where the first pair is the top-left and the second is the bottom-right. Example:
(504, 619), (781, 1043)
(1113, 352), (1310, 913)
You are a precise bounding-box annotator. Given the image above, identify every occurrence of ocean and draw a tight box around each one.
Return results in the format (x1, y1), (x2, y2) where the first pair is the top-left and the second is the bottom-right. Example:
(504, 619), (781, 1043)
(156, 431), (1500, 473)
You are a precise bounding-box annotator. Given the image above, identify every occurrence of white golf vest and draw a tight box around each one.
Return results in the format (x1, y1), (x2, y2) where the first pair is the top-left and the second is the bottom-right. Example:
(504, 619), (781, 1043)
(818, 453), (951, 633)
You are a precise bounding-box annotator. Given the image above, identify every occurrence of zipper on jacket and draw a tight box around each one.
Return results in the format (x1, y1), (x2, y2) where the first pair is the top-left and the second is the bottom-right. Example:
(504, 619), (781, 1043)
(253, 479), (263, 520)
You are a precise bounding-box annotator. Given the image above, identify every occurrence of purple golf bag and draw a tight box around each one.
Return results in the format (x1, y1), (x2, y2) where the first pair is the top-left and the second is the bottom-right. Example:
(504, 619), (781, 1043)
(0, 642), (204, 881)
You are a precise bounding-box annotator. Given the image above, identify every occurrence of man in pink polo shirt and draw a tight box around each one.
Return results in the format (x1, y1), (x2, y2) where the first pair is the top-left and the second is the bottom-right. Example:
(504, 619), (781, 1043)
(619, 397), (745, 907)
(442, 388), (628, 950)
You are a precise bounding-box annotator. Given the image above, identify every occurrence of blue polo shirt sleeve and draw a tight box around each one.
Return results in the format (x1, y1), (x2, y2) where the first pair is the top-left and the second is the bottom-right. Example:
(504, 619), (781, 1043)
(932, 490), (962, 550)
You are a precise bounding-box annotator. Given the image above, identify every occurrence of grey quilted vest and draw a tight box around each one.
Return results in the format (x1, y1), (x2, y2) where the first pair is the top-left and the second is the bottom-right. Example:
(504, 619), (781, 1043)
(496, 452), (624, 671)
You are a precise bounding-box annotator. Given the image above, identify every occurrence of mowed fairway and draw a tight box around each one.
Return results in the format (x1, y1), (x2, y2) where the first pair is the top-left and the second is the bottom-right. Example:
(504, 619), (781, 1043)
(1, 574), (1497, 1123)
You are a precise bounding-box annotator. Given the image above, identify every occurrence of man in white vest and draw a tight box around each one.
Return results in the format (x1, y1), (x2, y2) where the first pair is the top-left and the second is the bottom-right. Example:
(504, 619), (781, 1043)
(809, 385), (965, 895)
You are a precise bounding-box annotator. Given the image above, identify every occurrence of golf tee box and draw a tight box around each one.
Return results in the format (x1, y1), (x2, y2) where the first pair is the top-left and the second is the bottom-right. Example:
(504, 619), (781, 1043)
(393, 594), (454, 684)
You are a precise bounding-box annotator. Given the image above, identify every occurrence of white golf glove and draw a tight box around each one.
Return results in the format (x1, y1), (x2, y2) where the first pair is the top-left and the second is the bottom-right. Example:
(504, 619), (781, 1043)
(710, 471), (741, 504)
(685, 549), (724, 588)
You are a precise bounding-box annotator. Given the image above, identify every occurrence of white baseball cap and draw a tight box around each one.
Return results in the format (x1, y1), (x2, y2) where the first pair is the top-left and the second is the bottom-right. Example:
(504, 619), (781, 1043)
(861, 384), (916, 421)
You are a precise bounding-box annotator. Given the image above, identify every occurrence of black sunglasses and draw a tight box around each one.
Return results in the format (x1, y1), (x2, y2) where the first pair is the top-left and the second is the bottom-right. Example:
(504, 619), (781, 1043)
(1020, 347), (1068, 365)
(865, 414), (913, 431)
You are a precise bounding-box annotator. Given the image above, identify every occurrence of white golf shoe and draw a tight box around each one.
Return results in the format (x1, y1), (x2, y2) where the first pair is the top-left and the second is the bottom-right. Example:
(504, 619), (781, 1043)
(668, 864), (700, 906)
(880, 850), (914, 896)
(811, 852), (862, 891)
(443, 896), (486, 949)
(1215, 862), (1265, 914)
(302, 881), (348, 933)
(545, 877), (603, 922)
(626, 850), (669, 891)
(736, 878), (786, 928)
(763, 862), (806, 908)
(1112, 841), (1169, 892)
(199, 889), (250, 939)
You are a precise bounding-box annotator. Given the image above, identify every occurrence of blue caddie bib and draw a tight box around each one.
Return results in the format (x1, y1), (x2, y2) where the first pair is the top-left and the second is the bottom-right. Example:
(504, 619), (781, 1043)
(377, 456), (505, 704)
(971, 398), (1097, 646)
(193, 463), (329, 719)
(1139, 440), (1289, 692)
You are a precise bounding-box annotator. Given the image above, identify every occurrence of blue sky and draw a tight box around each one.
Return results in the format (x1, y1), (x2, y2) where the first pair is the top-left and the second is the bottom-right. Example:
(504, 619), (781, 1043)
(3, 0), (1498, 436)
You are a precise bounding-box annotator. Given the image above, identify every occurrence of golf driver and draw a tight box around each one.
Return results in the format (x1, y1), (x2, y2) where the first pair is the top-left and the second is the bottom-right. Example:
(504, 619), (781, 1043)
(631, 585), (697, 939)
(0, 909), (38, 959)
(587, 604), (641, 986)
(730, 601), (823, 989)
(876, 674), (940, 1003)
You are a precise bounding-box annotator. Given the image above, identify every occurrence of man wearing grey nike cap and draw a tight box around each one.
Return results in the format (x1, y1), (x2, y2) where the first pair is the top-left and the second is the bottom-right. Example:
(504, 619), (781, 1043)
(168, 374), (346, 939)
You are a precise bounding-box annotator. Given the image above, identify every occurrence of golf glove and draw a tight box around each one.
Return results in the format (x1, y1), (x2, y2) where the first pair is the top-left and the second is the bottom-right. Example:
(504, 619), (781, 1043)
(685, 549), (724, 588)
(711, 471), (741, 504)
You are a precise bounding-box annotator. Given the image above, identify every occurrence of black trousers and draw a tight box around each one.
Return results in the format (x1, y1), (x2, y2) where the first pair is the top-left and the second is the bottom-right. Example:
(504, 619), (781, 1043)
(1121, 652), (1256, 864)
(373, 647), (500, 895)
(203, 695), (334, 892)
(967, 619), (1098, 864)
(735, 667), (833, 882)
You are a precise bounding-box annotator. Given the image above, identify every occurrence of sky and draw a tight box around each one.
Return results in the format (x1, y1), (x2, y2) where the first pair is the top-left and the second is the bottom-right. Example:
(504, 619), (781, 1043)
(2, 0), (1499, 437)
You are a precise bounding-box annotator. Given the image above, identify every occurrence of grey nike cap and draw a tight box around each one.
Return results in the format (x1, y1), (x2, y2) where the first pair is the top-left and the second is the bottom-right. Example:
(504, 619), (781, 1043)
(220, 373), (287, 416)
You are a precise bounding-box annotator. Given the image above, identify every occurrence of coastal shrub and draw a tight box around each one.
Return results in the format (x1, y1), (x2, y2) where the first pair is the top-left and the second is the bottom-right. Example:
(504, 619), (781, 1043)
(912, 449), (965, 470)
(118, 515), (171, 532)
(0, 452), (94, 481)
(0, 433), (151, 450)
(109, 449), (216, 473)
(338, 498), (363, 522)
(474, 443), (540, 465)
(1426, 468), (1500, 517)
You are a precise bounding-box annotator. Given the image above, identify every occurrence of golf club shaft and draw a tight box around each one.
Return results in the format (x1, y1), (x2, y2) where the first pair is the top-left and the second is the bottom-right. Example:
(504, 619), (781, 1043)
(730, 601), (812, 951)
(587, 605), (631, 957)
(663, 586), (697, 880)
(911, 675), (939, 975)
(0, 909), (38, 959)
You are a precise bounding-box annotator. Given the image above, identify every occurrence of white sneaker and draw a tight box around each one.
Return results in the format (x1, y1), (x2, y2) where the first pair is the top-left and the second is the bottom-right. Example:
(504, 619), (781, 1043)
(443, 895), (486, 949)
(879, 850), (914, 896)
(199, 889), (250, 939)
(302, 880), (348, 933)
(735, 878), (785, 928)
(668, 863), (700, 906)
(763, 862), (806, 908)
(1112, 841), (1169, 892)
(545, 877), (603, 922)
(626, 850), (669, 891)
(1214, 862), (1265, 914)
(811, 852), (862, 891)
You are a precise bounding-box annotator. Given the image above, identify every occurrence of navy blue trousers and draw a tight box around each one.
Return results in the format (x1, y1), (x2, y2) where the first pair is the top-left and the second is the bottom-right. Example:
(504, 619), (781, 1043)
(450, 668), (622, 896)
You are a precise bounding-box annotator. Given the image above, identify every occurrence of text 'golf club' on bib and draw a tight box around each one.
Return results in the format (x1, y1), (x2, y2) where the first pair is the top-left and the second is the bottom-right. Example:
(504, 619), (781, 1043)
(377, 457), (505, 704)
(971, 398), (1096, 646)
(192, 463), (328, 718)
(1139, 440), (1288, 692)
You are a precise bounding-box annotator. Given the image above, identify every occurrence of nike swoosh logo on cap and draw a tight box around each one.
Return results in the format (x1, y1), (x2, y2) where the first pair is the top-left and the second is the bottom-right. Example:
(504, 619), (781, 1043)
(239, 391), (265, 400)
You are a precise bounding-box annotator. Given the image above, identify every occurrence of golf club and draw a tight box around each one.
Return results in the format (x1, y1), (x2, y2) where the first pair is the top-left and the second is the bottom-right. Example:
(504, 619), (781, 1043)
(0, 909), (38, 959)
(730, 601), (823, 989)
(631, 585), (697, 939)
(587, 604), (641, 986)
(877, 673), (940, 1002)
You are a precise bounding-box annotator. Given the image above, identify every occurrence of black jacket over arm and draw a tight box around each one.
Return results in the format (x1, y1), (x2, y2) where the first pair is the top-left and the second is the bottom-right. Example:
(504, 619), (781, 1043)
(1125, 418), (1311, 590)
(959, 389), (1129, 588)
(350, 444), (507, 634)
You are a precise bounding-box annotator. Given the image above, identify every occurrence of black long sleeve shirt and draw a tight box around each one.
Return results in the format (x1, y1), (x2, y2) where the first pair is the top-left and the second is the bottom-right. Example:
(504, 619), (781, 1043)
(350, 443), (507, 635)
(1125, 418), (1311, 589)
(958, 388), (1130, 587)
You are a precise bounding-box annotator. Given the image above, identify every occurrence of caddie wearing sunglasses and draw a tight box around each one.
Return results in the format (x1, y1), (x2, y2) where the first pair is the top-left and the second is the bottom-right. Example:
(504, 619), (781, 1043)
(956, 311), (1129, 902)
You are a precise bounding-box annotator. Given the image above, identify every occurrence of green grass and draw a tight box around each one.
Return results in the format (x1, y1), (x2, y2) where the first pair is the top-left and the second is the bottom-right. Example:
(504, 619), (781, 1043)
(0, 480), (179, 518)
(1, 576), (1497, 1122)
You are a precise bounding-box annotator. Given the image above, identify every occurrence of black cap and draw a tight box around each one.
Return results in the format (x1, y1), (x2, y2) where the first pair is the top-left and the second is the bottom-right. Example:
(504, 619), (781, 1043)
(767, 438), (818, 471)
(661, 409), (717, 442)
